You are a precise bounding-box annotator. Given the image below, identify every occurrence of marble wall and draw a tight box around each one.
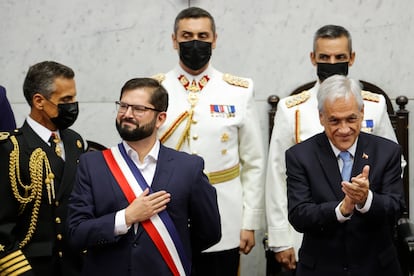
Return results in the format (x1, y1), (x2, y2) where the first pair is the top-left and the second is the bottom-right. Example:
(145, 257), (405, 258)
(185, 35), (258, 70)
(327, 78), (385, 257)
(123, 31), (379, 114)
(1, 0), (414, 275)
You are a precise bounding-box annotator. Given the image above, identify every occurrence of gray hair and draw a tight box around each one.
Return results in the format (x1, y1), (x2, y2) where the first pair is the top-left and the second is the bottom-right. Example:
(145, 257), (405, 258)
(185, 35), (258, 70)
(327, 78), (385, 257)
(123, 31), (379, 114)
(313, 25), (352, 54)
(317, 75), (363, 112)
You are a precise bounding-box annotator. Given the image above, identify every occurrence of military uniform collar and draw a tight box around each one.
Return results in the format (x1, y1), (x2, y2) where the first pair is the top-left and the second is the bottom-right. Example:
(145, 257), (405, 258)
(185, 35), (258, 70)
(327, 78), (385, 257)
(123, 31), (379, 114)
(26, 115), (61, 145)
(174, 64), (214, 83)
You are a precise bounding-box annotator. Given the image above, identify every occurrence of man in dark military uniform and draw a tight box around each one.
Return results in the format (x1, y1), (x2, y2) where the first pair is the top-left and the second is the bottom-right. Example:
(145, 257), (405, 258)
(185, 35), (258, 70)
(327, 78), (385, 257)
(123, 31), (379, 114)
(0, 61), (84, 276)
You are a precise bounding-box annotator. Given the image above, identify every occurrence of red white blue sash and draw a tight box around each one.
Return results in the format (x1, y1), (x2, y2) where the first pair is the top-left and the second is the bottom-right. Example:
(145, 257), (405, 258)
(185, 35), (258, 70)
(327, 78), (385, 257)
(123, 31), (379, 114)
(102, 143), (190, 276)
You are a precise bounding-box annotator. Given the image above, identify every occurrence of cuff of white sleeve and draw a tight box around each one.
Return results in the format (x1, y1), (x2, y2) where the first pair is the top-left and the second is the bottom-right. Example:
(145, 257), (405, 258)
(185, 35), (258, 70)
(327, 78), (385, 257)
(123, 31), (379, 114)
(270, 245), (293, 253)
(114, 209), (130, 235)
(335, 202), (353, 223)
(356, 190), (373, 213)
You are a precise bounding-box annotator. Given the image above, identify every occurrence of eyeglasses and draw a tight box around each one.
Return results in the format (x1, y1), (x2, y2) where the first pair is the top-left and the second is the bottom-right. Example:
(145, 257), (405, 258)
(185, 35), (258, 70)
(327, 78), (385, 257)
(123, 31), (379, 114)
(115, 101), (162, 116)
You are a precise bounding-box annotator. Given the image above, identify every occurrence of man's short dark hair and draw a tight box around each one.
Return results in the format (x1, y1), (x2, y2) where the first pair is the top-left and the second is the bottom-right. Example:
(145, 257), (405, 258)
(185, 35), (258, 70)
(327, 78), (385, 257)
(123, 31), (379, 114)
(174, 7), (216, 35)
(120, 78), (169, 112)
(313, 25), (352, 54)
(23, 61), (75, 106)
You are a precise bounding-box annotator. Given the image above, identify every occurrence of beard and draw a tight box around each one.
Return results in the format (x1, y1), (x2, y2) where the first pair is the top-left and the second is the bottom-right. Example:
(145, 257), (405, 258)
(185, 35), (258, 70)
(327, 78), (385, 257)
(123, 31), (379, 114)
(116, 116), (156, 142)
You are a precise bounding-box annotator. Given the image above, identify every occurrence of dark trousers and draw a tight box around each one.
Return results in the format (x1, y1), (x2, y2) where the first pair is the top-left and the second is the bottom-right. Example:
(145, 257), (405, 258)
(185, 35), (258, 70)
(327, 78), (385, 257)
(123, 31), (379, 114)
(192, 247), (240, 276)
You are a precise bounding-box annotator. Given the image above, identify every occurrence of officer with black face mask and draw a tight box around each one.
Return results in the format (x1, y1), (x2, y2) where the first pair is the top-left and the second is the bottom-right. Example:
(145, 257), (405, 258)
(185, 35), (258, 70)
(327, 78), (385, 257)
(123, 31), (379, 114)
(265, 25), (402, 275)
(0, 61), (85, 276)
(152, 6), (266, 276)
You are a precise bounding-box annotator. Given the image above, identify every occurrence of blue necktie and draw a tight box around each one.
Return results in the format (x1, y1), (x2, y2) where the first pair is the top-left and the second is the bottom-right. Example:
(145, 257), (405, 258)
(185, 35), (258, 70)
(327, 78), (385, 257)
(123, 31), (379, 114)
(339, 151), (352, 181)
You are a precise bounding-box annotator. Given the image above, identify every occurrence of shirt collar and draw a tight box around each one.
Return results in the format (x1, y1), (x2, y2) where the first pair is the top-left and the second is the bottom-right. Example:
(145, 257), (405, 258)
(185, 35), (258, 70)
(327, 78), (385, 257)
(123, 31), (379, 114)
(26, 116), (61, 144)
(122, 140), (160, 164)
(330, 137), (358, 158)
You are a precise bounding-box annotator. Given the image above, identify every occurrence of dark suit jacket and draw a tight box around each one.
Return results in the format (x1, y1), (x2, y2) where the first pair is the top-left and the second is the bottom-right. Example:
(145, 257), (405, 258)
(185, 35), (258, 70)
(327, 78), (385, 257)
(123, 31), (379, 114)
(286, 132), (404, 276)
(0, 86), (16, 131)
(66, 143), (221, 276)
(0, 121), (85, 276)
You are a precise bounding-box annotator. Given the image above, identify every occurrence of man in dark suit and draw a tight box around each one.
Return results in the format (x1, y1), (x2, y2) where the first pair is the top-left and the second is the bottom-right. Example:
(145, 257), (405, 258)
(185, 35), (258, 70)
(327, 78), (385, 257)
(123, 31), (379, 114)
(0, 61), (85, 275)
(286, 74), (405, 276)
(0, 85), (16, 131)
(66, 77), (221, 276)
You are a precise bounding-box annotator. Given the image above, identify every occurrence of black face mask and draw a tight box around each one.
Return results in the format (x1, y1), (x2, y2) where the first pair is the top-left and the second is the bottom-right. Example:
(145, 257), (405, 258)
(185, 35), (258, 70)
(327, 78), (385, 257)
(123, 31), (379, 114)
(317, 62), (349, 82)
(50, 102), (79, 130)
(179, 40), (212, 71)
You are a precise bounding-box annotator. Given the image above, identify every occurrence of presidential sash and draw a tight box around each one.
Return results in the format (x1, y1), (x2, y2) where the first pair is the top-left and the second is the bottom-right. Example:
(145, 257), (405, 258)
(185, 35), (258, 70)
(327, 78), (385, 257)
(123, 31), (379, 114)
(102, 143), (190, 276)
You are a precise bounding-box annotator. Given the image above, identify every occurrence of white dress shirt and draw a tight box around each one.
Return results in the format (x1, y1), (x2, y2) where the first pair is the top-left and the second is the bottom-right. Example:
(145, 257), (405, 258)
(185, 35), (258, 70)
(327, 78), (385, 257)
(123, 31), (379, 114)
(114, 140), (160, 235)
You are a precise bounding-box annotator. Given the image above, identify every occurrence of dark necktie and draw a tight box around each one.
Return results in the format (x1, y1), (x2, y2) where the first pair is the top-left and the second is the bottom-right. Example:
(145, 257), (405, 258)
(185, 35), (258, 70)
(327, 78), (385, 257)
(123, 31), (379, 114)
(339, 151), (352, 181)
(49, 132), (62, 157)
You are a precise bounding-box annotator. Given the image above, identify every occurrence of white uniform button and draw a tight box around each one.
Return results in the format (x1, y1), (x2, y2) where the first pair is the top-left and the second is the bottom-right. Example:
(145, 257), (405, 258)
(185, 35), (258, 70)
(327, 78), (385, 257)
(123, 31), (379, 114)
(192, 134), (199, 140)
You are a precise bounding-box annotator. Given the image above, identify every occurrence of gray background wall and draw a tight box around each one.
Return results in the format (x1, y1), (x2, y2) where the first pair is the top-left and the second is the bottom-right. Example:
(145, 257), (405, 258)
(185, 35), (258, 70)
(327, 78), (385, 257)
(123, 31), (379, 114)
(1, 1), (413, 274)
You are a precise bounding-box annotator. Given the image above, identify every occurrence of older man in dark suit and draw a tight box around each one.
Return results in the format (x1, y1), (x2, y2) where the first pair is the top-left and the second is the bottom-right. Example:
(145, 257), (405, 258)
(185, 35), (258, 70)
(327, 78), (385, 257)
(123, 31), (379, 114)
(286, 74), (404, 276)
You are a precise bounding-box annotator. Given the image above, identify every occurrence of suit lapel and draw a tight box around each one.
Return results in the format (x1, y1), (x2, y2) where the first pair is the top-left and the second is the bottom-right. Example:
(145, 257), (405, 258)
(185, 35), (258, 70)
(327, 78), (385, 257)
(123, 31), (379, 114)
(352, 133), (371, 179)
(316, 133), (344, 200)
(151, 144), (174, 191)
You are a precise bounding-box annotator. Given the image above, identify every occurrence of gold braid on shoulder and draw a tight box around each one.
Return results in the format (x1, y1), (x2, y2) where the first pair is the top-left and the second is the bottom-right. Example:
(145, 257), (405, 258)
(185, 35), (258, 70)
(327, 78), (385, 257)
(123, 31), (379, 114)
(8, 135), (55, 248)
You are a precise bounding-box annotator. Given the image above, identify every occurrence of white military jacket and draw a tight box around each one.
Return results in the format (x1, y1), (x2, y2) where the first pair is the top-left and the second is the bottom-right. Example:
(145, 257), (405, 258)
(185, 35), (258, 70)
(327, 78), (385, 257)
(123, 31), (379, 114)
(265, 81), (399, 255)
(157, 65), (265, 252)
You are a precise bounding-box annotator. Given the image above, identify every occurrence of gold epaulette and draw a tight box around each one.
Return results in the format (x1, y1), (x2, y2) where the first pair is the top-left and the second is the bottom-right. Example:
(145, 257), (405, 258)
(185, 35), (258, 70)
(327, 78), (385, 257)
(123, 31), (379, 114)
(223, 73), (249, 88)
(151, 73), (166, 83)
(0, 129), (20, 143)
(285, 90), (311, 108)
(361, 90), (380, 102)
(0, 132), (10, 141)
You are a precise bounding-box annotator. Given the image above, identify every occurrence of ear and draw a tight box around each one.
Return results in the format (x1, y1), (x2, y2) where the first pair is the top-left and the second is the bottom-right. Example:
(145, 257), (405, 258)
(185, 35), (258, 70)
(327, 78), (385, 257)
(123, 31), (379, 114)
(156, 112), (167, 129)
(319, 111), (324, 126)
(349, 52), (356, 67)
(172, 33), (179, 50)
(310, 52), (317, 66)
(32, 93), (45, 110)
(359, 106), (364, 119)
(212, 33), (218, 49)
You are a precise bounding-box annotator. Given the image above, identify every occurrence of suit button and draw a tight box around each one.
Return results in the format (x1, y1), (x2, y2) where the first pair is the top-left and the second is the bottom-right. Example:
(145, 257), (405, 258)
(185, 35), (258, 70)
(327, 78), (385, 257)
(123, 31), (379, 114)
(57, 234), (63, 240)
(133, 242), (138, 247)
(55, 201), (60, 207)
(55, 217), (61, 224)
(58, 251), (63, 258)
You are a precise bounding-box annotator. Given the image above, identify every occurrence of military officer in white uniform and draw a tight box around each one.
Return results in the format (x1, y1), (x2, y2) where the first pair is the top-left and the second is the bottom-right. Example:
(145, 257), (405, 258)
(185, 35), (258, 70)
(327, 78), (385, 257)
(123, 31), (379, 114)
(266, 25), (401, 273)
(154, 7), (265, 276)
